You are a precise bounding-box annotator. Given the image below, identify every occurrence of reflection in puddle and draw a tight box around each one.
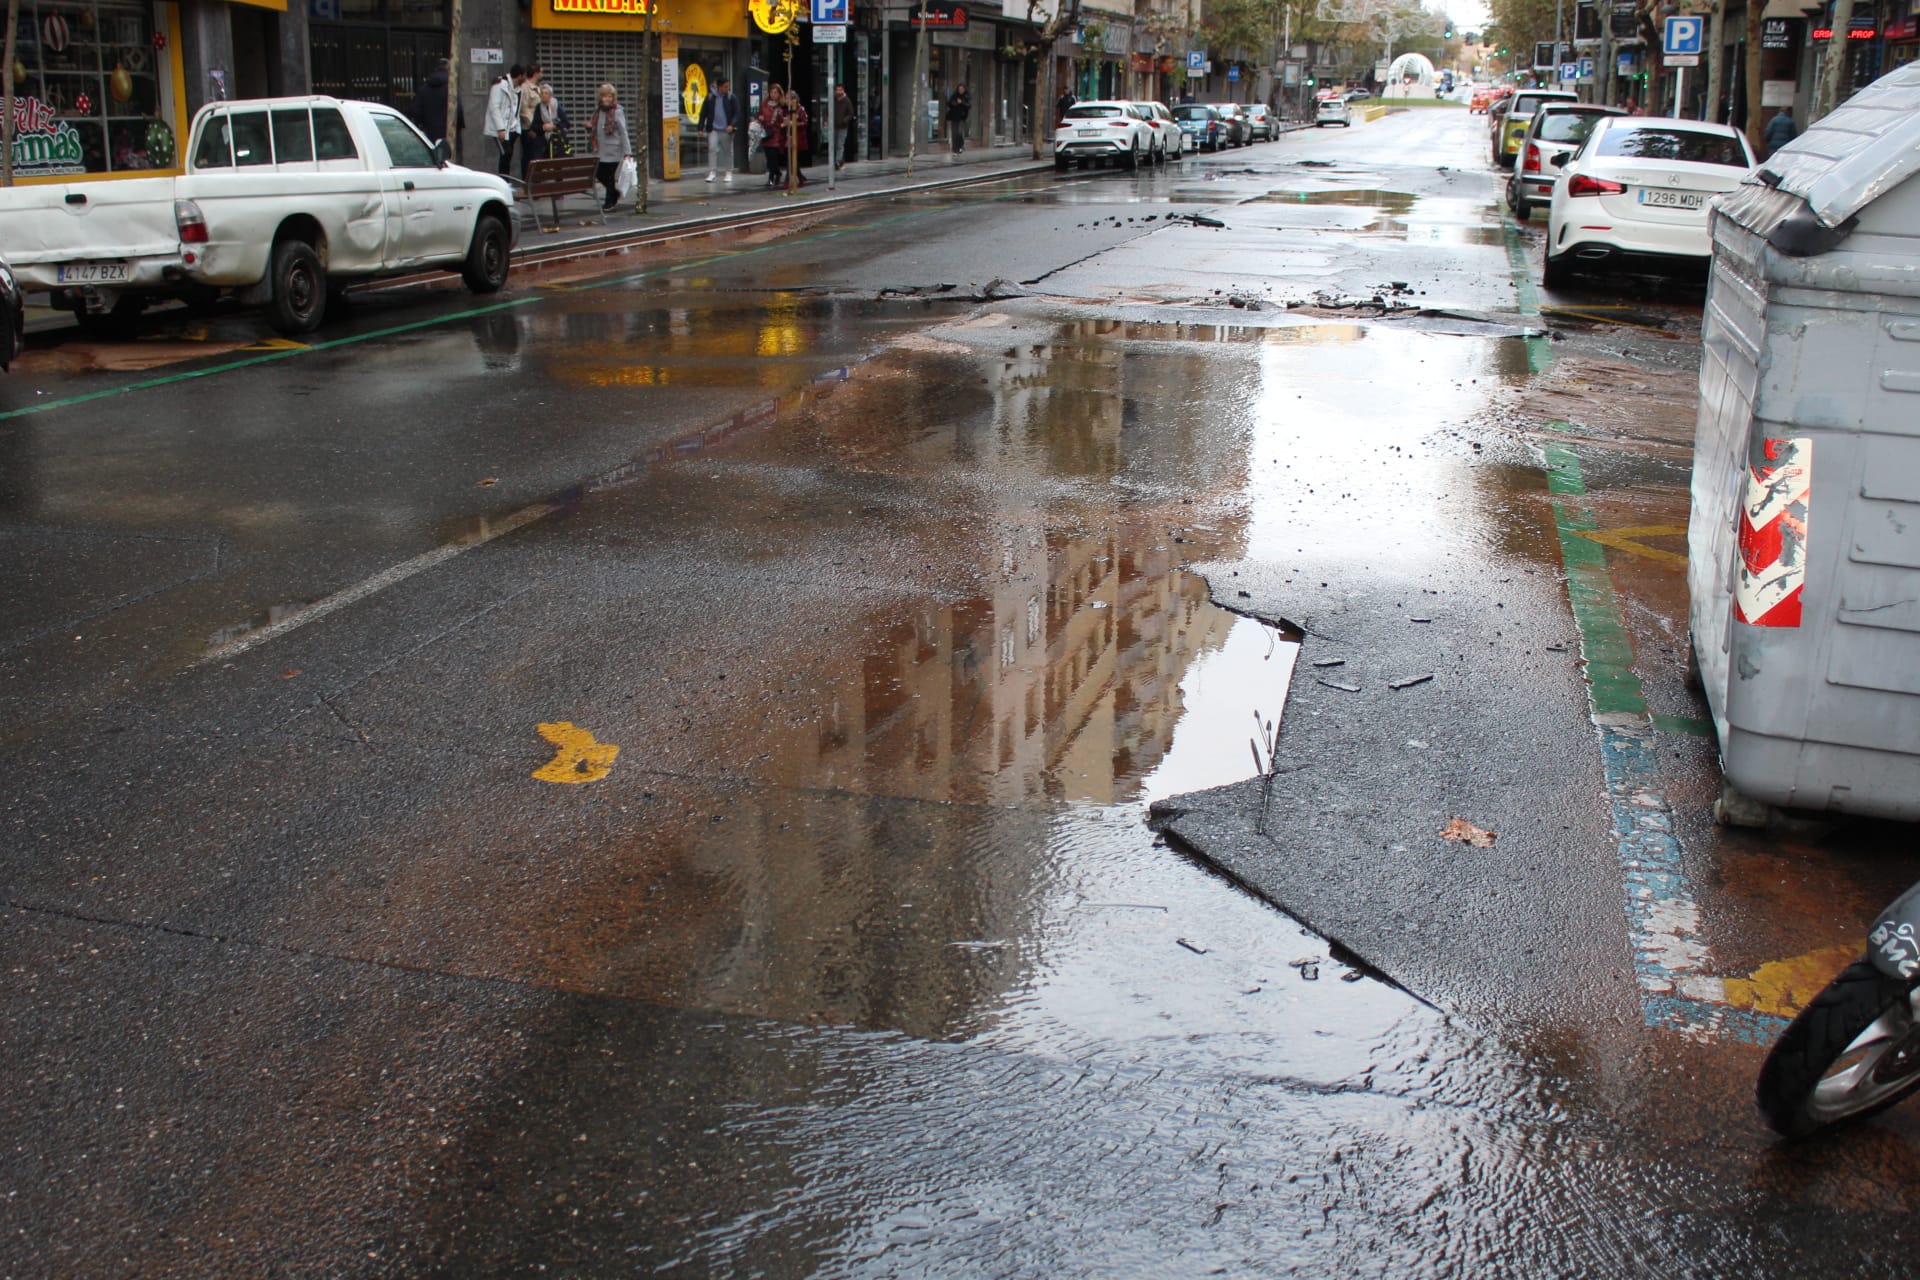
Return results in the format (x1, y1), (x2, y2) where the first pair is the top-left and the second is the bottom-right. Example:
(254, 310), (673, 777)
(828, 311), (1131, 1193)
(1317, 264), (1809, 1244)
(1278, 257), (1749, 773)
(1391, 221), (1508, 247)
(1255, 188), (1421, 210)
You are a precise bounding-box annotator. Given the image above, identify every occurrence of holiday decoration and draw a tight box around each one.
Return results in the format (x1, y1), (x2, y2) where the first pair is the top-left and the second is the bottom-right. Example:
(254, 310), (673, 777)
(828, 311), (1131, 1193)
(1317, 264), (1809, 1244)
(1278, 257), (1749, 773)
(145, 118), (174, 168)
(152, 30), (165, 51)
(109, 62), (131, 103)
(73, 91), (91, 114)
(42, 13), (67, 52)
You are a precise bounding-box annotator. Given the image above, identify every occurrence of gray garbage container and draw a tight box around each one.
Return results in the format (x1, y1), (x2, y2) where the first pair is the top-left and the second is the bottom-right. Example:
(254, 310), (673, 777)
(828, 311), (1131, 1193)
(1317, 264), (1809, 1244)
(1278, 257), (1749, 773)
(1689, 61), (1920, 823)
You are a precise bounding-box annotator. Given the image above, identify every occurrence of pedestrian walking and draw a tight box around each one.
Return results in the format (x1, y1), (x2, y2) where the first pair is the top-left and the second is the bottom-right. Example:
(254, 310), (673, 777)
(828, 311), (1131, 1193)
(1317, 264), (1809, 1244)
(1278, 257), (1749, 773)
(532, 83), (571, 159)
(1763, 106), (1797, 157)
(408, 57), (464, 147)
(945, 84), (970, 154)
(833, 83), (855, 169)
(485, 65), (524, 177)
(700, 75), (741, 181)
(1055, 88), (1076, 122)
(759, 84), (788, 188)
(586, 83), (631, 213)
(519, 65), (547, 181)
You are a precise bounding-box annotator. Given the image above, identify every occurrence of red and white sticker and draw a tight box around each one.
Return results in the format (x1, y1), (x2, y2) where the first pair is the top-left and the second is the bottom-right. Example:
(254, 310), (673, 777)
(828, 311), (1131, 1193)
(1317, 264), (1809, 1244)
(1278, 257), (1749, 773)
(1735, 436), (1811, 627)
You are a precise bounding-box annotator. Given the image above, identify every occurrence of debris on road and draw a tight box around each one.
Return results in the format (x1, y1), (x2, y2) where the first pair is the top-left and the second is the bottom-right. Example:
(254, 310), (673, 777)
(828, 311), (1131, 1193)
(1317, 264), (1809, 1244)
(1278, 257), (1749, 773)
(1311, 657), (1346, 668)
(1388, 674), (1434, 690)
(1440, 817), (1497, 848)
(1169, 213), (1228, 229)
(1176, 938), (1211, 955)
(1289, 957), (1321, 981)
(1317, 678), (1362, 693)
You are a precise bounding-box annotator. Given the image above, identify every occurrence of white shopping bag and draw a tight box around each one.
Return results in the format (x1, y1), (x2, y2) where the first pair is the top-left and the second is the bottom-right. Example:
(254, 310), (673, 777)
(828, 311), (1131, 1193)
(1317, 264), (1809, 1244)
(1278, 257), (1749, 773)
(615, 155), (637, 198)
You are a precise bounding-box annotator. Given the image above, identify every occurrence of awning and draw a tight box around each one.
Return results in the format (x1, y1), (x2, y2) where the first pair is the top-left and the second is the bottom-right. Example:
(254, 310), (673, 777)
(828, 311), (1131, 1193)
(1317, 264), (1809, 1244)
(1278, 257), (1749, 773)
(1761, 0), (1819, 20)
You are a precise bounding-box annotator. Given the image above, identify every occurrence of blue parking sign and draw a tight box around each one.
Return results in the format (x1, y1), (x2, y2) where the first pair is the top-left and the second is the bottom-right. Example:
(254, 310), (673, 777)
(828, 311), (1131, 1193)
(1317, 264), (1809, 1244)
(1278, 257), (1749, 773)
(812, 0), (847, 23)
(1578, 55), (1595, 79)
(1187, 50), (1205, 72)
(1663, 15), (1703, 55)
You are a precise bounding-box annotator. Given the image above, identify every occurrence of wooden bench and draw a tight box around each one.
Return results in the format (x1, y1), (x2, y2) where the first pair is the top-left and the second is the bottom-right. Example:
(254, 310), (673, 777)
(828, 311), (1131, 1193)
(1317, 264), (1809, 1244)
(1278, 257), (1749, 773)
(520, 154), (605, 232)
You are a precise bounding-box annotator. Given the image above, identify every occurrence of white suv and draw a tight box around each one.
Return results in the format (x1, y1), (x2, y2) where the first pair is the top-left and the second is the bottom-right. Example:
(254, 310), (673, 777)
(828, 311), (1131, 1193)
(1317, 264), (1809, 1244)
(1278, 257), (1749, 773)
(1054, 101), (1158, 171)
(1128, 101), (1185, 160)
(1316, 96), (1352, 127)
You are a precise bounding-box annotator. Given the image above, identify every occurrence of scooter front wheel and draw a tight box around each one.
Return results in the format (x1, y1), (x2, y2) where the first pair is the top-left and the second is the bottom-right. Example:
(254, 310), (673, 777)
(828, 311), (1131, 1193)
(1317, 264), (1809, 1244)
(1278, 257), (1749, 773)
(1757, 957), (1920, 1137)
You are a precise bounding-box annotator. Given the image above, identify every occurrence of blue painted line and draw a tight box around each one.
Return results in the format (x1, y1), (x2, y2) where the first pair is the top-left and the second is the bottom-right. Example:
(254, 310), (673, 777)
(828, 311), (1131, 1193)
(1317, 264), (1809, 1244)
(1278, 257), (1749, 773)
(1511, 225), (1787, 1044)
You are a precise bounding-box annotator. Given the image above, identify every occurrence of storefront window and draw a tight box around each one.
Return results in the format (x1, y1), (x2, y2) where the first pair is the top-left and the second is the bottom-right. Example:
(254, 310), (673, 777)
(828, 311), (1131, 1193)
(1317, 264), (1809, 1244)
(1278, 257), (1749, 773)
(8, 0), (176, 177)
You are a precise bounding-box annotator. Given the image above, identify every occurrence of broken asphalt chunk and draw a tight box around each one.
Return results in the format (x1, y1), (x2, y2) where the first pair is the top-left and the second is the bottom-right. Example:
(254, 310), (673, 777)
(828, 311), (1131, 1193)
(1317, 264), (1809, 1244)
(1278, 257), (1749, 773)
(1387, 674), (1434, 690)
(1440, 817), (1497, 848)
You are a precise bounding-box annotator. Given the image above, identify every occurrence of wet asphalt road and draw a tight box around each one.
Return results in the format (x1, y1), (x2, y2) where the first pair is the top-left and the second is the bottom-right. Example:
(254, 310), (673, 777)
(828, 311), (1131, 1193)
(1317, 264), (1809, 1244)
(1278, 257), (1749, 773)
(4, 109), (1920, 1277)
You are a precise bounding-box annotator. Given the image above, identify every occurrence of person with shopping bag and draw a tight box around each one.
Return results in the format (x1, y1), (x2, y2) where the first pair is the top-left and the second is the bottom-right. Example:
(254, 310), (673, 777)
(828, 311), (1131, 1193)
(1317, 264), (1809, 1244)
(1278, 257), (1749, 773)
(758, 83), (788, 189)
(586, 83), (631, 214)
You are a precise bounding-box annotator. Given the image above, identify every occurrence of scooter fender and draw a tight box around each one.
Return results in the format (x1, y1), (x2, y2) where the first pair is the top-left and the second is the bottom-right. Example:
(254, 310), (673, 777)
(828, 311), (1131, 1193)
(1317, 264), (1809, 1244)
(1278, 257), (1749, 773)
(1868, 883), (1920, 980)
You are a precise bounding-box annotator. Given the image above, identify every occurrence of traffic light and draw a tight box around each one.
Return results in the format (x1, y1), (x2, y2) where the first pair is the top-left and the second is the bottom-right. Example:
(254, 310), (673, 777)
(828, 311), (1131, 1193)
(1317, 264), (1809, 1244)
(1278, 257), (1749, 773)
(1306, 75), (1316, 86)
(1444, 26), (1454, 38)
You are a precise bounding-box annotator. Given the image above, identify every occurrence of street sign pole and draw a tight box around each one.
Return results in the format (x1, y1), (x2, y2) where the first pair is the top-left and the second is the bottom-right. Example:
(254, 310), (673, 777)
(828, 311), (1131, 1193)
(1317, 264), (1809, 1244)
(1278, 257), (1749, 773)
(1674, 64), (1685, 117)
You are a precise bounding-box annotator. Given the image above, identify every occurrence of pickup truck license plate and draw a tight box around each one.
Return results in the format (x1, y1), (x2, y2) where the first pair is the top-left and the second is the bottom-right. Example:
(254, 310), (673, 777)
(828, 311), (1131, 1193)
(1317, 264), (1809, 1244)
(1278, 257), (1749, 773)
(57, 261), (131, 284)
(1638, 189), (1705, 210)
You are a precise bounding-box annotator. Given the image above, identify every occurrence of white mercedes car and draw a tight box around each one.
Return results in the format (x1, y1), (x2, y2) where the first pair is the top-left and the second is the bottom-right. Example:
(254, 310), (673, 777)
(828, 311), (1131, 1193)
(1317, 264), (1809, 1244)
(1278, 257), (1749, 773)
(1543, 115), (1756, 286)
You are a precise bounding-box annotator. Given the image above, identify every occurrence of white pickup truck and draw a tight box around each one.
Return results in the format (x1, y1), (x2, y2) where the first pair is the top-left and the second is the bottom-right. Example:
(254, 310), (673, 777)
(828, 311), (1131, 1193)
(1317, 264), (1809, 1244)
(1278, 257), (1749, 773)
(0, 95), (516, 334)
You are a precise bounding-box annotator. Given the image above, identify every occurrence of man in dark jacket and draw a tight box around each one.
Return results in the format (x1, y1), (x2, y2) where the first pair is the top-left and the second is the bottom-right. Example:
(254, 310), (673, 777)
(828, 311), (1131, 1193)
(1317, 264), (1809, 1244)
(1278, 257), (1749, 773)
(945, 84), (970, 153)
(409, 58), (464, 147)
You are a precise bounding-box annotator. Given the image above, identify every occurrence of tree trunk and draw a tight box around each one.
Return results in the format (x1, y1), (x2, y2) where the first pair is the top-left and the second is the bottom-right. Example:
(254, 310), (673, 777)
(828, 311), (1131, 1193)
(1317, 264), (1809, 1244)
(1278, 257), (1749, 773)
(1032, 54), (1049, 159)
(908, 0), (928, 173)
(1703, 0), (1724, 121)
(1814, 0), (1855, 120)
(1744, 0), (1766, 148)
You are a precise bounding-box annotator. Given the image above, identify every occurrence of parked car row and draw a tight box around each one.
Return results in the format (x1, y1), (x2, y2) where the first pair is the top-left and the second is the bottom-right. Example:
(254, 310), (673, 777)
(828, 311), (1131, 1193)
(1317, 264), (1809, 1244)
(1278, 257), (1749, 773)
(1054, 100), (1279, 169)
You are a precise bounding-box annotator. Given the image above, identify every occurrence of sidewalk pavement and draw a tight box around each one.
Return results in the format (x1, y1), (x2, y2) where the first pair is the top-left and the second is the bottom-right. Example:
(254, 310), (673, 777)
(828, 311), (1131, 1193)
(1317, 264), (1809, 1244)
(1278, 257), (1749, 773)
(515, 141), (1052, 256)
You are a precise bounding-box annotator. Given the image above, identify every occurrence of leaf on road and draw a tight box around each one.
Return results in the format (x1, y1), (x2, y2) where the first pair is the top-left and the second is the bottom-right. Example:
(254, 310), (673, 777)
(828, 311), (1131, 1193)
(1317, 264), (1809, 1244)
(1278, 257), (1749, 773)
(1440, 817), (1496, 848)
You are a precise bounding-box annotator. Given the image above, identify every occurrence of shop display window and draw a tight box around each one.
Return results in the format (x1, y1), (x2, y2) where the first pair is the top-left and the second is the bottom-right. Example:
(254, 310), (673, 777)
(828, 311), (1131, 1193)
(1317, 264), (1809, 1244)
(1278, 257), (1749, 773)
(7, 0), (176, 176)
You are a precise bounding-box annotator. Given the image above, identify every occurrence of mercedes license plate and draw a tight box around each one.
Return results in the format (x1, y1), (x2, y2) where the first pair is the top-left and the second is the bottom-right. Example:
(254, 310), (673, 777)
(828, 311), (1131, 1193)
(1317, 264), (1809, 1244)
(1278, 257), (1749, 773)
(57, 261), (131, 284)
(1638, 189), (1705, 210)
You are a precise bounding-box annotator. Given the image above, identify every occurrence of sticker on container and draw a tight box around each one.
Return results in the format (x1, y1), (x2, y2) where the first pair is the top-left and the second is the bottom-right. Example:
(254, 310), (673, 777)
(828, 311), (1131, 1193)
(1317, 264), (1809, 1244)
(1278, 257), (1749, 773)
(1734, 436), (1811, 627)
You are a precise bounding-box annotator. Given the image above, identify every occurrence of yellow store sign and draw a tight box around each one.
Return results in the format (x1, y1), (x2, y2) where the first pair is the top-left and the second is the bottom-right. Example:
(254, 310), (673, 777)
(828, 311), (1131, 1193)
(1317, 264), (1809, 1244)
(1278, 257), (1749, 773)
(533, 0), (744, 36)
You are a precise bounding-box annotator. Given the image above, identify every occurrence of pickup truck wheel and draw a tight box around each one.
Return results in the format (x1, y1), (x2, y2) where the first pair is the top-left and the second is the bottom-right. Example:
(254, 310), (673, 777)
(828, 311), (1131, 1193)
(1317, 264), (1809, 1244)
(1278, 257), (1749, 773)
(462, 215), (511, 294)
(269, 239), (326, 335)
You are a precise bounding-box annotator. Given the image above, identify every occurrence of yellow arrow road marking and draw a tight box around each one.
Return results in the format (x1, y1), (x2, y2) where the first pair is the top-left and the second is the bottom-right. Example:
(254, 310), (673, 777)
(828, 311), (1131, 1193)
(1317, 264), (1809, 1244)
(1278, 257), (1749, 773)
(532, 721), (620, 784)
(1722, 946), (1858, 1019)
(1569, 524), (1689, 567)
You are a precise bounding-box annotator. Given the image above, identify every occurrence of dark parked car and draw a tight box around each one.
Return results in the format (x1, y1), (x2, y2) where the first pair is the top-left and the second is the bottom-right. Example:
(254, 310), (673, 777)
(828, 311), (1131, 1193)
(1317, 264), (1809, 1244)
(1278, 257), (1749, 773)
(1204, 104), (1252, 146)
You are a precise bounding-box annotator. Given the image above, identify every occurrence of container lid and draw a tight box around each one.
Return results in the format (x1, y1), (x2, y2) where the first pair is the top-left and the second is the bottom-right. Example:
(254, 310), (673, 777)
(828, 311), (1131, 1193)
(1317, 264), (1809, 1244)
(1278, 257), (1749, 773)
(1757, 58), (1920, 230)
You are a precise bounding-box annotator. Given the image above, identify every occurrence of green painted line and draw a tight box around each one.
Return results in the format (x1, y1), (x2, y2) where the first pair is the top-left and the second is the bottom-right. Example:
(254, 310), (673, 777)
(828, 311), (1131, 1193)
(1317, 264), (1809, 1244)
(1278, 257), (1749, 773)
(1501, 219), (1553, 376)
(1652, 712), (1715, 737)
